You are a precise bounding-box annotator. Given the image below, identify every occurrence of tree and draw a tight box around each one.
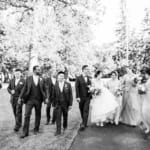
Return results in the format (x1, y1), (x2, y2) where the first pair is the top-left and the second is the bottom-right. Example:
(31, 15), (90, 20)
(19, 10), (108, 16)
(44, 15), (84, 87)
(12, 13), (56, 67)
(0, 0), (108, 72)
(114, 0), (127, 65)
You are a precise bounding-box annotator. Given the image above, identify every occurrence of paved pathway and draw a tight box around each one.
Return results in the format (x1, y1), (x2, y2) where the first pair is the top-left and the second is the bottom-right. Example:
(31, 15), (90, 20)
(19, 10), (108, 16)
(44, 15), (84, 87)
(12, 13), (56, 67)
(70, 124), (150, 150)
(0, 85), (80, 150)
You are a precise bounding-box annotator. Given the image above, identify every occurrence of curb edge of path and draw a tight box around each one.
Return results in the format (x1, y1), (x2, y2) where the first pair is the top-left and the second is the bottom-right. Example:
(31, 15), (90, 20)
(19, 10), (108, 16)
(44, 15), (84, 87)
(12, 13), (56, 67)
(66, 122), (80, 150)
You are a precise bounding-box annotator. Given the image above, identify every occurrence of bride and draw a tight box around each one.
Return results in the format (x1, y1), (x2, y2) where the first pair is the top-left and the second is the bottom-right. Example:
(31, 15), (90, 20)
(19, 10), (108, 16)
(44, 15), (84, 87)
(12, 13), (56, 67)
(90, 70), (119, 126)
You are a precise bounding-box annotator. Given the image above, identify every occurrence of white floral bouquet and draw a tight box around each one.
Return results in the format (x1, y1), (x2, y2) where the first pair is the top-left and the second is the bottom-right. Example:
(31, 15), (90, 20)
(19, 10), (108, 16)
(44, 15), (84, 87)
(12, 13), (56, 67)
(114, 88), (123, 97)
(138, 85), (146, 95)
(88, 85), (102, 96)
(132, 77), (139, 87)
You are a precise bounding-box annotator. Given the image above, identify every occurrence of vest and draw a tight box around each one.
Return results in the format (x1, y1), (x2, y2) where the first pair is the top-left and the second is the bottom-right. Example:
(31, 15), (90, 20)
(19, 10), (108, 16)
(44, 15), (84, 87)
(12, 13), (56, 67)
(58, 87), (66, 106)
(28, 78), (43, 102)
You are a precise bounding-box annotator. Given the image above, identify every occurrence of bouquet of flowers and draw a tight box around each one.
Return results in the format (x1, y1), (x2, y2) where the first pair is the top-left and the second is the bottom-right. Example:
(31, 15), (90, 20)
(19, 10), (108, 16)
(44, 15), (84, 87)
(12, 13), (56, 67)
(114, 88), (123, 97)
(138, 84), (146, 95)
(132, 77), (139, 87)
(88, 85), (102, 96)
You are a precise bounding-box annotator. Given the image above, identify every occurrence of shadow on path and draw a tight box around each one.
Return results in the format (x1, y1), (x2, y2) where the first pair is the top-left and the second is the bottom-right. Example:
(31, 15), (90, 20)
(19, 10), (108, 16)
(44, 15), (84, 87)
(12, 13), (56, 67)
(70, 124), (150, 150)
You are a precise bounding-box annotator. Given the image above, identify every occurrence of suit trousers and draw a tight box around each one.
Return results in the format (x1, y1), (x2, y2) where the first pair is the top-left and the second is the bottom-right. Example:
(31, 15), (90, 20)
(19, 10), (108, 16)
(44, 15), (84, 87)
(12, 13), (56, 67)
(23, 100), (42, 135)
(55, 105), (68, 133)
(46, 103), (56, 123)
(79, 98), (90, 127)
(11, 97), (23, 128)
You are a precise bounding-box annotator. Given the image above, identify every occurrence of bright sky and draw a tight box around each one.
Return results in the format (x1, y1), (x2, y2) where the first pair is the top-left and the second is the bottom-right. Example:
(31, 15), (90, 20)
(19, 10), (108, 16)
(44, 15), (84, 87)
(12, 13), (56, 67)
(92, 0), (150, 46)
(127, 0), (150, 31)
(91, 0), (120, 45)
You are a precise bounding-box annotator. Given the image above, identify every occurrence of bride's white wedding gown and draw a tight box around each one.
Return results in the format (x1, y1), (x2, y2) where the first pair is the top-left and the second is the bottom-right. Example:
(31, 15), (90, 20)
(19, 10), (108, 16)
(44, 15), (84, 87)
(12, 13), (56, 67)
(90, 79), (119, 123)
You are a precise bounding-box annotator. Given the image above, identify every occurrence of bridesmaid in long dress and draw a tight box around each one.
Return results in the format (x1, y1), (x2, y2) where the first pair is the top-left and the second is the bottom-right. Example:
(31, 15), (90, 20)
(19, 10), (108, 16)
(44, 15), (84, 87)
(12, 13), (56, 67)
(107, 71), (122, 125)
(141, 68), (150, 136)
(121, 68), (141, 126)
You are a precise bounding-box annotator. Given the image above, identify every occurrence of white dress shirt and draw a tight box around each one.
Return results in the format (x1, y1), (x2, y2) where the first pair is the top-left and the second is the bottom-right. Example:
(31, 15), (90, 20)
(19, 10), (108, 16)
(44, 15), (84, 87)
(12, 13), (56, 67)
(15, 78), (20, 86)
(82, 74), (87, 82)
(59, 81), (64, 92)
(51, 77), (56, 85)
(33, 75), (39, 86)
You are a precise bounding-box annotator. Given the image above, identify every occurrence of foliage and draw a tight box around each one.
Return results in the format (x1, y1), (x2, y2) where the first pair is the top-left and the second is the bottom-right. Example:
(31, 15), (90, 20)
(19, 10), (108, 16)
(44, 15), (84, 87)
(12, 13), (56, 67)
(0, 0), (106, 72)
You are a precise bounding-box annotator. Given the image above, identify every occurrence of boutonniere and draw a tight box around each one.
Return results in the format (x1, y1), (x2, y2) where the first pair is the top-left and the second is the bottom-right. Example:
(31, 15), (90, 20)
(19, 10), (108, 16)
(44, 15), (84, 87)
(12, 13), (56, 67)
(64, 84), (68, 89)
(19, 82), (23, 85)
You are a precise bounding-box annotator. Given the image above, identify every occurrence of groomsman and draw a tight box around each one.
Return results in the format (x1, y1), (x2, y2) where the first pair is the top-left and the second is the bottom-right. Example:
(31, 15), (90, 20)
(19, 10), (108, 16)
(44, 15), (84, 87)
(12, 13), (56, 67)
(18, 66), (46, 138)
(7, 69), (25, 132)
(45, 68), (55, 125)
(75, 65), (91, 131)
(53, 71), (73, 136)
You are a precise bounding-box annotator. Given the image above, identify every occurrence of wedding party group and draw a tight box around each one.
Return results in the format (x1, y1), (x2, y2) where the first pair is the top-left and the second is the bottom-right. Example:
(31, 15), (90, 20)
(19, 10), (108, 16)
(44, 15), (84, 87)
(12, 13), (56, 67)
(75, 65), (150, 140)
(7, 66), (73, 138)
(7, 64), (150, 139)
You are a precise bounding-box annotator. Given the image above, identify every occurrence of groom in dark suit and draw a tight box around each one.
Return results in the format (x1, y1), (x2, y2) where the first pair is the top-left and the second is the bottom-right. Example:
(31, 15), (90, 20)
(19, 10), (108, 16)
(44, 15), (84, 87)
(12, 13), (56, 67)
(53, 71), (73, 136)
(75, 65), (91, 131)
(18, 66), (46, 138)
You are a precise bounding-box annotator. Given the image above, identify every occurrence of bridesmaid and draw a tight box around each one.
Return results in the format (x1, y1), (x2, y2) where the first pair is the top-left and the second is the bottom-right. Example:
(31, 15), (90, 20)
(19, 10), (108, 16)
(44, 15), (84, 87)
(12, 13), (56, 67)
(141, 68), (150, 136)
(120, 67), (141, 126)
(107, 71), (122, 125)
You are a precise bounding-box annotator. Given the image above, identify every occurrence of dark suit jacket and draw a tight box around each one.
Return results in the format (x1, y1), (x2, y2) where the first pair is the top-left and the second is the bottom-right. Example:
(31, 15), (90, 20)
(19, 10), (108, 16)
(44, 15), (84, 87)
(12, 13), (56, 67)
(7, 78), (25, 101)
(45, 77), (54, 104)
(75, 75), (91, 100)
(53, 81), (73, 108)
(19, 76), (46, 104)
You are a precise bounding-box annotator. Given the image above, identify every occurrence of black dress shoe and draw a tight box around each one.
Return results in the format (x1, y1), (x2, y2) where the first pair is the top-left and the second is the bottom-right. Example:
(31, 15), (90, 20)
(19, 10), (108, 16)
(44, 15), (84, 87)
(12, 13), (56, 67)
(14, 127), (20, 132)
(79, 126), (85, 131)
(54, 131), (61, 136)
(20, 133), (28, 138)
(45, 122), (49, 125)
(63, 127), (67, 131)
(63, 128), (67, 133)
(51, 122), (55, 125)
(34, 130), (39, 135)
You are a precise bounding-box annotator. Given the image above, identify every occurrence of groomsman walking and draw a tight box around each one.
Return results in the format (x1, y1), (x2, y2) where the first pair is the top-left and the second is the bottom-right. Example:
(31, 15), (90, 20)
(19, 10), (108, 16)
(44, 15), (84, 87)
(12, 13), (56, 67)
(75, 65), (92, 131)
(53, 71), (73, 136)
(45, 68), (55, 125)
(18, 66), (46, 138)
(7, 69), (25, 132)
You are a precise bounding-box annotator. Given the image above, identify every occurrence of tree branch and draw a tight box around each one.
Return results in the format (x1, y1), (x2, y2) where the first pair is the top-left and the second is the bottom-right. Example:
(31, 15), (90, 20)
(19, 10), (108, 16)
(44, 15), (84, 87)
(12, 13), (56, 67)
(9, 1), (34, 11)
(57, 0), (68, 5)
(1, 0), (34, 11)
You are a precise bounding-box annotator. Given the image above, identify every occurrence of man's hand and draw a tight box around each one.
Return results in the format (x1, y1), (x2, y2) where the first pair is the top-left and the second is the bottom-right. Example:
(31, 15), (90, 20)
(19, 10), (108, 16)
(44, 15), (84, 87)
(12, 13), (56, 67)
(45, 98), (49, 104)
(76, 98), (80, 103)
(11, 90), (15, 94)
(18, 98), (22, 105)
(68, 106), (72, 111)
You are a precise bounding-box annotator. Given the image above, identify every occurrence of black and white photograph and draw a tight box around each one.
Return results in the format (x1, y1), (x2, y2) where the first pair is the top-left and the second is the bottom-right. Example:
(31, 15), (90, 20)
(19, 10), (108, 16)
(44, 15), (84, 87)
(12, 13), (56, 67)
(0, 0), (150, 150)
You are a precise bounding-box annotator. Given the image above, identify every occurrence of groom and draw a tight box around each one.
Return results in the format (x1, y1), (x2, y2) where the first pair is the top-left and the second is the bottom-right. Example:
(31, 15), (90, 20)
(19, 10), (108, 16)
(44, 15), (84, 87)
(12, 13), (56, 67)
(75, 65), (91, 131)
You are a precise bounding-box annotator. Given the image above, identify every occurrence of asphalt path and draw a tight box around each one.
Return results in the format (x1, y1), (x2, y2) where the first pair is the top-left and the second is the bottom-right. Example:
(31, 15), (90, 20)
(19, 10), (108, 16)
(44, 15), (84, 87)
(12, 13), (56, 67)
(70, 124), (150, 150)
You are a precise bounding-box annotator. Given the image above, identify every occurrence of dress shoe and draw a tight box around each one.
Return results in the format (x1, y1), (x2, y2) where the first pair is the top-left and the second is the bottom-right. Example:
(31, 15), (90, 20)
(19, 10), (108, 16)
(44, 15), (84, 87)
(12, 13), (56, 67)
(14, 127), (20, 132)
(45, 122), (49, 125)
(79, 125), (85, 131)
(54, 131), (61, 136)
(63, 127), (67, 132)
(20, 133), (28, 138)
(51, 121), (55, 125)
(33, 130), (39, 135)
